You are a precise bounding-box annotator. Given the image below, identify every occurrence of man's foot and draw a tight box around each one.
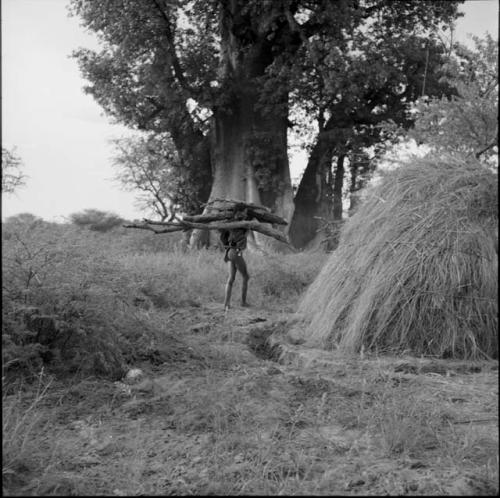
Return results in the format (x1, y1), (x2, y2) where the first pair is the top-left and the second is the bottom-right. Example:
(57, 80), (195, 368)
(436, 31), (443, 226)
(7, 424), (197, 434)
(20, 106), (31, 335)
(240, 302), (250, 308)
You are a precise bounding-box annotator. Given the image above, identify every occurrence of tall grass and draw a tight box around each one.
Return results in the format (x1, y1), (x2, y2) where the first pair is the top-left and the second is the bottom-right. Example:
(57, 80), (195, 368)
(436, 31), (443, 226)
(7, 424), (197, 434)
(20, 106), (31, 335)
(118, 248), (325, 309)
(297, 154), (498, 359)
(2, 370), (55, 494)
(2, 215), (325, 380)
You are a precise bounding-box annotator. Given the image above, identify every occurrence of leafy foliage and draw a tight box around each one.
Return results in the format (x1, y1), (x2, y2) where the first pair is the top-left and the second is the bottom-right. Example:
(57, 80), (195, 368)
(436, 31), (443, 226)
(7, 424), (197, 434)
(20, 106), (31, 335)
(287, 2), (461, 142)
(69, 0), (213, 211)
(287, 3), (462, 245)
(2, 218), (131, 378)
(69, 0), (463, 236)
(385, 34), (498, 163)
(2, 147), (27, 194)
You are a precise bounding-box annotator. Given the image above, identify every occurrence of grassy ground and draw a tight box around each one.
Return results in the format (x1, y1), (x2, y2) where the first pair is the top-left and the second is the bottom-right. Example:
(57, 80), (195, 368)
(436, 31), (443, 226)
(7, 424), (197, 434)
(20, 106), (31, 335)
(3, 304), (498, 496)
(2, 227), (498, 496)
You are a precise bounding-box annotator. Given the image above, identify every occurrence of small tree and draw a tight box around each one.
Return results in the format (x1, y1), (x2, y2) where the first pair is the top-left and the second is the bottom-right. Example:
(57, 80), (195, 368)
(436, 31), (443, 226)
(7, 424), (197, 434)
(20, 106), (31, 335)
(111, 132), (203, 220)
(2, 147), (27, 194)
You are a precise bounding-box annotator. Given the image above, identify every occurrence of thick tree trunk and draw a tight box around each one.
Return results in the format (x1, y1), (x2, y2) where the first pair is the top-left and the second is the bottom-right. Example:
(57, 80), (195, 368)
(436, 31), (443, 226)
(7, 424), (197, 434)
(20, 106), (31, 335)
(289, 131), (334, 249)
(288, 142), (323, 248)
(191, 2), (294, 251)
(291, 148), (345, 251)
(348, 152), (374, 215)
(203, 90), (293, 251)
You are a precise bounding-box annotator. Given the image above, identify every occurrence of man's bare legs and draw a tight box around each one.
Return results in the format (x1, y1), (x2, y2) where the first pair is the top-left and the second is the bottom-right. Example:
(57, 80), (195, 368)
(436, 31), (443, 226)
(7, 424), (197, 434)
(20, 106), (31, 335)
(239, 256), (249, 307)
(224, 250), (250, 310)
(224, 261), (236, 310)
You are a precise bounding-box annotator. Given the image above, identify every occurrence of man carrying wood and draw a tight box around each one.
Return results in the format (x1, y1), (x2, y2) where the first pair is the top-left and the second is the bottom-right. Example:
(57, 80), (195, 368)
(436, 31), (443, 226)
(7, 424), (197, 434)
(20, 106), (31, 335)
(219, 227), (249, 310)
(124, 198), (290, 311)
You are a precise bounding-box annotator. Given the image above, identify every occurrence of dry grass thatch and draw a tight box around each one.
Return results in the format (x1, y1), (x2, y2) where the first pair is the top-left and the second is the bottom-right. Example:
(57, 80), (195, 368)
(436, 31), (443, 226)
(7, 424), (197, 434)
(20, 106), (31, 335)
(297, 154), (498, 359)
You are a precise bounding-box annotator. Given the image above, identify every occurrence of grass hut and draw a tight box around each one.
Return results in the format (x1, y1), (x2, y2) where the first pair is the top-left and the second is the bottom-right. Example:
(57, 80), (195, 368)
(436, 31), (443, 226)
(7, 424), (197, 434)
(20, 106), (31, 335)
(296, 154), (498, 359)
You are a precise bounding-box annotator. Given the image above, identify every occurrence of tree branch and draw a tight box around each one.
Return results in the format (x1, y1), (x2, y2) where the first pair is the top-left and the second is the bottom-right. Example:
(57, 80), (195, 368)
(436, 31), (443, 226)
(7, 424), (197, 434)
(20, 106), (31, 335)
(123, 223), (183, 234)
(138, 161), (171, 221)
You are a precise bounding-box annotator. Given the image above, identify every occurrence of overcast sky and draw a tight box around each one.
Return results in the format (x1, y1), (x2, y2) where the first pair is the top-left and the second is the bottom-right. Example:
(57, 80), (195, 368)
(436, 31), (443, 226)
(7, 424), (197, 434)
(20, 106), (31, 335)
(2, 0), (499, 222)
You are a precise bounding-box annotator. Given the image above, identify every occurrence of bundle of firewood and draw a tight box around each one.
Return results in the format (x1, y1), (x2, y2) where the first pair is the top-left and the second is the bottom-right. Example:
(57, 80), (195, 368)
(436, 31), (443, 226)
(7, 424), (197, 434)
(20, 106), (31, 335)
(124, 198), (289, 244)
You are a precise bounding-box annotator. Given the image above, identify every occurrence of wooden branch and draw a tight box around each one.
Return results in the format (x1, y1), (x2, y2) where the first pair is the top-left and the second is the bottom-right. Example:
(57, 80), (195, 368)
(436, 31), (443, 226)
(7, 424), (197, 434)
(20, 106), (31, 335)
(125, 197), (290, 245)
(206, 198), (271, 212)
(123, 223), (185, 234)
(204, 198), (288, 225)
(125, 218), (291, 245)
(249, 210), (288, 226)
(182, 213), (232, 223)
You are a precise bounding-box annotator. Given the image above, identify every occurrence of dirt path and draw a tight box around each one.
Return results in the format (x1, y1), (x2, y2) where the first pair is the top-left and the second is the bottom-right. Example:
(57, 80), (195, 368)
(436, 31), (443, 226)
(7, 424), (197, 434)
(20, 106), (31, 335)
(8, 303), (498, 496)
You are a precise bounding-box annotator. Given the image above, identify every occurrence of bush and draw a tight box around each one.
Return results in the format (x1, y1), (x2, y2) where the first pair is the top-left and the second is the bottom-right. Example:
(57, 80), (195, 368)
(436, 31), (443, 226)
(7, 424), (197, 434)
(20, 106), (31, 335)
(2, 220), (144, 379)
(69, 208), (124, 232)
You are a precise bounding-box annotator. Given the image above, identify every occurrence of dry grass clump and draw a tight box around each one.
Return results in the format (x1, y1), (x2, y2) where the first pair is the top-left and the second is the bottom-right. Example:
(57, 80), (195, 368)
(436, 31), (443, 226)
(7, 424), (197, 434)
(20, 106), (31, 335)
(297, 154), (498, 359)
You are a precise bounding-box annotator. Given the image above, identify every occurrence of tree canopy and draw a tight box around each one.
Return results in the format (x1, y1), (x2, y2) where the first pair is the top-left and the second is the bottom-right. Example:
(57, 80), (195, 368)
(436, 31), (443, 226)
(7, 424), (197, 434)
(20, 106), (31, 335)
(70, 0), (463, 247)
(286, 7), (462, 246)
(404, 34), (498, 162)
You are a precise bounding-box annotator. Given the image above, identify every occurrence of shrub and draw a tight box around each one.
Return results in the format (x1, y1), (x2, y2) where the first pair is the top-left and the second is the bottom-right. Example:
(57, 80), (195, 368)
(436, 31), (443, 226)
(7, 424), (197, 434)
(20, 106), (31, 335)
(69, 208), (124, 232)
(2, 220), (141, 379)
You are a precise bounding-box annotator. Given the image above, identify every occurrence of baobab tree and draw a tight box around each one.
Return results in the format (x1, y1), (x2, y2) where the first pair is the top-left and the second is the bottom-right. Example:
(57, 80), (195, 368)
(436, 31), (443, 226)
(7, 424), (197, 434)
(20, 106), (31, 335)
(71, 0), (462, 247)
